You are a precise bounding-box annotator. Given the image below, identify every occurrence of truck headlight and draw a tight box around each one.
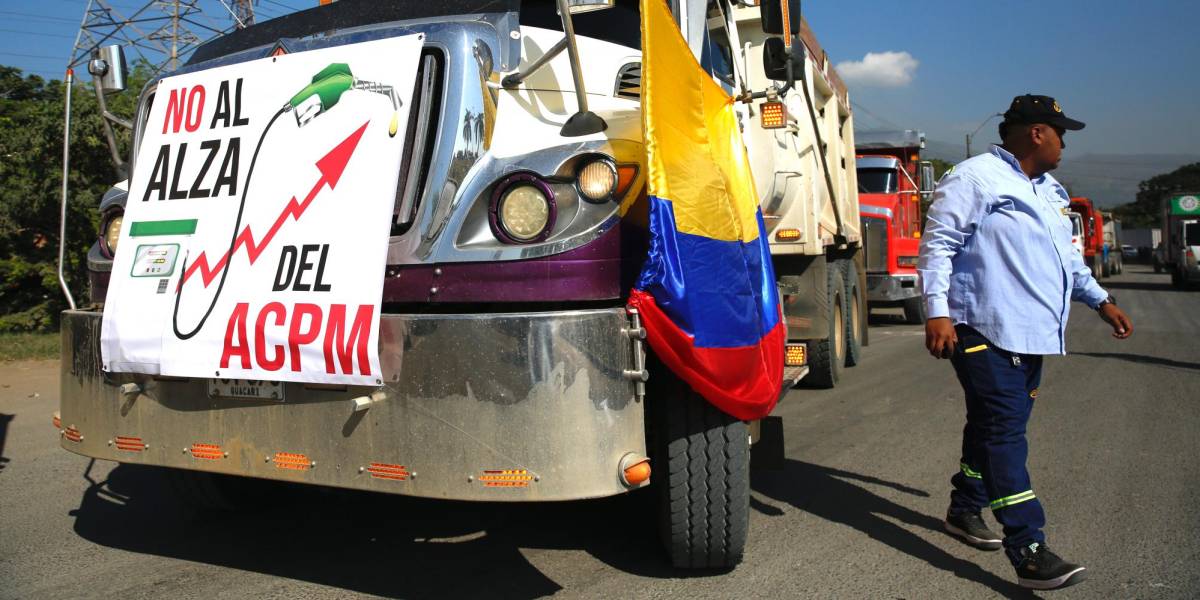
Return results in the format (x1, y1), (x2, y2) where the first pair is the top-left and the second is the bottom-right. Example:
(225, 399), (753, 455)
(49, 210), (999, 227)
(897, 256), (918, 268)
(491, 173), (555, 243)
(100, 209), (124, 257)
(577, 158), (617, 202)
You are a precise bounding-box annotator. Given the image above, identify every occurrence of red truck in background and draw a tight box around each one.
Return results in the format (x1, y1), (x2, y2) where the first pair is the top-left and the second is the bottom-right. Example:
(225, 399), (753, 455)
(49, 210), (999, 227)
(1069, 197), (1105, 278)
(856, 130), (935, 323)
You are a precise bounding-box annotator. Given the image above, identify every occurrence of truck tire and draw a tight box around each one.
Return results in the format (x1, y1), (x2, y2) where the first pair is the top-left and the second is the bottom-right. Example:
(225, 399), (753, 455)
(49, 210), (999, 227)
(1116, 255), (1124, 275)
(903, 296), (926, 325)
(841, 259), (863, 367)
(164, 468), (284, 511)
(1102, 258), (1110, 277)
(1171, 267), (1184, 289)
(651, 374), (749, 569)
(1091, 255), (1103, 279)
(805, 263), (846, 388)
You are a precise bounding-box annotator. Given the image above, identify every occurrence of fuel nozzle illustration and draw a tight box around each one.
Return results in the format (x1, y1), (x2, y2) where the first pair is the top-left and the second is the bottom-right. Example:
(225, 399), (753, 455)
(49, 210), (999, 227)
(287, 63), (403, 136)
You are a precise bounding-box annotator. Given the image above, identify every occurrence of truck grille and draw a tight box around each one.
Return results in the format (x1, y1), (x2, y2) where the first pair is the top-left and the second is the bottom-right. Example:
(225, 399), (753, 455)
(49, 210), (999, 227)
(392, 49), (445, 235)
(862, 215), (888, 273)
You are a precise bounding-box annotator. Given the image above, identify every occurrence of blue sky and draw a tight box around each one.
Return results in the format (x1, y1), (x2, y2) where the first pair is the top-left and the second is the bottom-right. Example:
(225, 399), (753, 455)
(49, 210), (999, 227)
(3, 0), (1198, 158)
(804, 0), (1200, 156)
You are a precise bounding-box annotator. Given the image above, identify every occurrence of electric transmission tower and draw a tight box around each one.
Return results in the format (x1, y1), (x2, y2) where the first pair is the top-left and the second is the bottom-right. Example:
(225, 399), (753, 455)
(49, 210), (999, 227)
(67, 0), (238, 76)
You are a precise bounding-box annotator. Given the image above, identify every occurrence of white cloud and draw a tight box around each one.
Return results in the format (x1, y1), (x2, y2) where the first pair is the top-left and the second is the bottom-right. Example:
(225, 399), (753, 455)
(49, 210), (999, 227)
(835, 51), (919, 88)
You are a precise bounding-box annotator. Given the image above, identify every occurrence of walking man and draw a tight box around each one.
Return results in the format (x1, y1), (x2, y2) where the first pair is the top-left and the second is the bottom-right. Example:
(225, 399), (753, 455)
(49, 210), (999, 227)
(918, 94), (1134, 590)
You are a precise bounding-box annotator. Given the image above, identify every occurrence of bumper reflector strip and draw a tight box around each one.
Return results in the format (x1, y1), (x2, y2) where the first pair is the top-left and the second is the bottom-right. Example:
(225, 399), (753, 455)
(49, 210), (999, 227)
(116, 436), (146, 452)
(480, 469), (534, 488)
(191, 443), (225, 460)
(64, 425), (83, 443)
(274, 452), (312, 471)
(775, 228), (801, 241)
(367, 463), (409, 481)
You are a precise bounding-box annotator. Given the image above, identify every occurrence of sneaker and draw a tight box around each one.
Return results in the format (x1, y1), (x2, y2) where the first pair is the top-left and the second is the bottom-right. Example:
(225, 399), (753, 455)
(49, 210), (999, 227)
(1014, 543), (1088, 590)
(944, 511), (1002, 550)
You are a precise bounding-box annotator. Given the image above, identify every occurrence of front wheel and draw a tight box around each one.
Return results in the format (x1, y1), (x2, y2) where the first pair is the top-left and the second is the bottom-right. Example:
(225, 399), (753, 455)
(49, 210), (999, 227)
(903, 296), (927, 325)
(842, 259), (864, 367)
(651, 375), (750, 569)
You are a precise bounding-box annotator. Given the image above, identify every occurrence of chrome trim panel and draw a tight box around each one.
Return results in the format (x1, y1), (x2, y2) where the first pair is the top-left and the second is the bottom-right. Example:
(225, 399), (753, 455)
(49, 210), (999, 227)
(858, 204), (893, 219)
(861, 214), (888, 274)
(60, 308), (646, 501)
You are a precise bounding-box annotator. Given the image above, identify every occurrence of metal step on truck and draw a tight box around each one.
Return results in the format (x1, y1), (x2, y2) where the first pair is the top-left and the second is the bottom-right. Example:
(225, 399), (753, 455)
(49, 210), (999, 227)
(55, 0), (860, 568)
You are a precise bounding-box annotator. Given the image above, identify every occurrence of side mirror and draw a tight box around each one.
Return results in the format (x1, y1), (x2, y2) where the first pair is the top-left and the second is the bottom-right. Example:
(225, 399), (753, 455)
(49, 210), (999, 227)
(762, 37), (804, 82)
(759, 0), (802, 36)
(88, 45), (128, 94)
(919, 161), (935, 194)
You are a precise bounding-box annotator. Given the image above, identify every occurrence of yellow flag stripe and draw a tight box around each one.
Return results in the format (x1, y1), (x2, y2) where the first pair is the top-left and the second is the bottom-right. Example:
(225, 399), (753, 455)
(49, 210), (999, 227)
(642, 0), (760, 243)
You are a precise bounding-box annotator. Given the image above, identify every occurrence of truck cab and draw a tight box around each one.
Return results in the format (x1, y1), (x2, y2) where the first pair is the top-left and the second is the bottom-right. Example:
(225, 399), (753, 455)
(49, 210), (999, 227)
(1163, 192), (1200, 288)
(854, 130), (933, 324)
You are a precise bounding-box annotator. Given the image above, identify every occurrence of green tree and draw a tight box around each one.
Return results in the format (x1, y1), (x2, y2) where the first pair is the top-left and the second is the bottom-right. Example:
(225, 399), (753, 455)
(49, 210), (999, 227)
(1112, 162), (1200, 228)
(0, 64), (148, 332)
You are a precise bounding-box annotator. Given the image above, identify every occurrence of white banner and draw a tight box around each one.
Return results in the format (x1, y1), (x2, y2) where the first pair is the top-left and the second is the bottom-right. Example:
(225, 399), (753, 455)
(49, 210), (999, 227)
(101, 35), (424, 385)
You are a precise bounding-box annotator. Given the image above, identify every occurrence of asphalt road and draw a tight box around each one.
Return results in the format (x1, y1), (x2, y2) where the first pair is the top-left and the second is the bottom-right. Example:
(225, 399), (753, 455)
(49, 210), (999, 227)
(2, 264), (1197, 599)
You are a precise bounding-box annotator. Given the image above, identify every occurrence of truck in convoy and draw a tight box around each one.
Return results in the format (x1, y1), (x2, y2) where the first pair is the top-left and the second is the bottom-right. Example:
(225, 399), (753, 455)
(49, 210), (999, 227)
(1100, 210), (1123, 276)
(55, 0), (862, 569)
(1161, 192), (1200, 288)
(854, 130), (934, 324)
(1068, 196), (1105, 278)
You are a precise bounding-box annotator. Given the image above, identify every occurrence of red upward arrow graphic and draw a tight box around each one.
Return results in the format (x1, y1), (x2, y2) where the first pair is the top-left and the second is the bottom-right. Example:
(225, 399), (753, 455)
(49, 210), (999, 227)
(179, 121), (369, 289)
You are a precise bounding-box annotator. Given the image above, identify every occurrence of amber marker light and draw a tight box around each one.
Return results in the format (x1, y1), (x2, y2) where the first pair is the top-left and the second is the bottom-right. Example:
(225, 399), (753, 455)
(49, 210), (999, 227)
(615, 164), (639, 199)
(760, 101), (787, 129)
(785, 343), (807, 367)
(775, 228), (801, 242)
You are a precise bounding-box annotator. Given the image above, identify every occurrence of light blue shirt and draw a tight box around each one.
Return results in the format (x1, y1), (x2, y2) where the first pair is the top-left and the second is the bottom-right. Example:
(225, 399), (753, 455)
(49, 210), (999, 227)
(918, 145), (1108, 355)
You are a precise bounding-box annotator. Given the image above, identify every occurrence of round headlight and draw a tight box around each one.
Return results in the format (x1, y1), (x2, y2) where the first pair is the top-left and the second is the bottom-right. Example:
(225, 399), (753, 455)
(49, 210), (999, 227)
(577, 159), (617, 202)
(102, 212), (123, 256)
(498, 184), (552, 241)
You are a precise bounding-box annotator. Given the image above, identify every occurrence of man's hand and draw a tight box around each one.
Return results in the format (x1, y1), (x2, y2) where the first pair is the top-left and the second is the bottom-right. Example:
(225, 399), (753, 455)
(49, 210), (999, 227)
(1099, 304), (1133, 339)
(925, 317), (958, 359)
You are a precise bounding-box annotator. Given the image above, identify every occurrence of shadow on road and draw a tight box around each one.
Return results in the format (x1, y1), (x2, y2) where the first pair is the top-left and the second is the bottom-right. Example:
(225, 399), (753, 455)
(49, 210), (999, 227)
(67, 462), (717, 598)
(751, 460), (1036, 599)
(1096, 279), (1185, 293)
(0, 413), (12, 473)
(1072, 351), (1200, 372)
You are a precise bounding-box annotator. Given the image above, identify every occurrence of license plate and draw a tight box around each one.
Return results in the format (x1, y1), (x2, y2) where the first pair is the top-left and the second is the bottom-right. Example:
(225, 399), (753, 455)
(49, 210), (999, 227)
(208, 379), (285, 401)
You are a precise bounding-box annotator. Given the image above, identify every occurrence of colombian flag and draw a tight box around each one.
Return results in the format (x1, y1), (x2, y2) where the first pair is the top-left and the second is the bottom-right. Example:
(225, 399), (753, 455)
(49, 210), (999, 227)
(628, 0), (784, 420)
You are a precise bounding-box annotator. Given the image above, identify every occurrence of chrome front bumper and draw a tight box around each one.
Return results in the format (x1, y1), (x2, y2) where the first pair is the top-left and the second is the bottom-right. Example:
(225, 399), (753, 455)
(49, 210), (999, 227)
(866, 273), (920, 303)
(59, 307), (647, 501)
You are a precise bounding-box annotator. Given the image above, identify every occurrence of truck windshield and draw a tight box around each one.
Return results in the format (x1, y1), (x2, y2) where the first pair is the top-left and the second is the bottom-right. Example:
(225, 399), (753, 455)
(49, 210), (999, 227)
(1186, 222), (1200, 246)
(519, 0), (641, 49)
(857, 168), (898, 194)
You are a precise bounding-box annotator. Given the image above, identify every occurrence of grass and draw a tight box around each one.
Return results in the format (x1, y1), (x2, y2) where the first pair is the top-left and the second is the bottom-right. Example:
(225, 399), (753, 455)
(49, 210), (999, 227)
(0, 332), (60, 361)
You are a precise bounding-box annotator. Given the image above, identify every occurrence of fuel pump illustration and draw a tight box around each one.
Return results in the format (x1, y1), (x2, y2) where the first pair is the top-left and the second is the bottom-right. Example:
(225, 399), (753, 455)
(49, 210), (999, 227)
(171, 63), (403, 340)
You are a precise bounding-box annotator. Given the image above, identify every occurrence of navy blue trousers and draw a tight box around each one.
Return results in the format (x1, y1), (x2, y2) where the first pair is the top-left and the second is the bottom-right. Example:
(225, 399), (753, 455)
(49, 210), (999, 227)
(948, 325), (1046, 565)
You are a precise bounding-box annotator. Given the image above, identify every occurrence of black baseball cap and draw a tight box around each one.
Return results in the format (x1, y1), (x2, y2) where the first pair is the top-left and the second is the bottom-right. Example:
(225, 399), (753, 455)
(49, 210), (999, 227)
(1003, 94), (1085, 130)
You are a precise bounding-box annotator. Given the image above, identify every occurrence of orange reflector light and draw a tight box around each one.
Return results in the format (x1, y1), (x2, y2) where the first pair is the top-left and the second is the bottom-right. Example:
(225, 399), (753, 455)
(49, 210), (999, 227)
(52, 412), (61, 430)
(367, 462), (409, 481)
(191, 443), (224, 460)
(116, 436), (146, 452)
(760, 101), (787, 129)
(615, 164), (638, 199)
(775, 228), (801, 241)
(785, 343), (807, 367)
(623, 460), (651, 486)
(274, 452), (311, 471)
(480, 469), (534, 488)
(64, 425), (83, 443)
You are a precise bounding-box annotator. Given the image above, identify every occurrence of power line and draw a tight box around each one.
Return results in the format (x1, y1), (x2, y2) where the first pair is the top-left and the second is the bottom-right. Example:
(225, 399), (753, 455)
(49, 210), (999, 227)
(0, 10), (81, 24)
(0, 28), (77, 40)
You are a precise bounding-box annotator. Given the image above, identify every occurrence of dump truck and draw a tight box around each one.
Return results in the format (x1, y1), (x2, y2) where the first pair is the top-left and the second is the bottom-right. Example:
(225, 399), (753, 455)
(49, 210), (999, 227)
(854, 129), (934, 324)
(1068, 196), (1104, 278)
(55, 0), (860, 568)
(1101, 210), (1123, 276)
